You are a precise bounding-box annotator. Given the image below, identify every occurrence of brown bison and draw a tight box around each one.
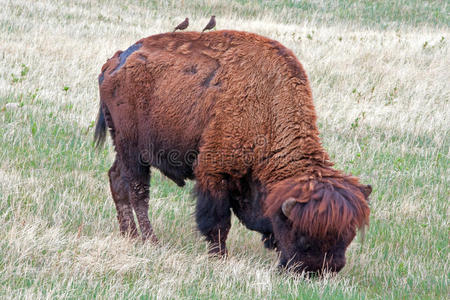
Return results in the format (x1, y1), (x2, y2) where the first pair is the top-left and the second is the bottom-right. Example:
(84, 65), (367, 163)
(94, 30), (371, 274)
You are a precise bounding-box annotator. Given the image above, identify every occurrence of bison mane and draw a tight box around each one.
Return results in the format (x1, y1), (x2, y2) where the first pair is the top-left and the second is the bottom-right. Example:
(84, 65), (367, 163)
(265, 175), (370, 239)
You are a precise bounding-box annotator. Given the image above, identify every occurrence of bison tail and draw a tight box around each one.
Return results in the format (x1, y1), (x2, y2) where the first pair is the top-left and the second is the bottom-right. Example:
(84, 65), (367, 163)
(94, 104), (107, 148)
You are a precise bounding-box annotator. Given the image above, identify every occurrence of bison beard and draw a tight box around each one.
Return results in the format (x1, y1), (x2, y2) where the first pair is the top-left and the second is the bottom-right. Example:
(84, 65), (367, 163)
(94, 30), (371, 275)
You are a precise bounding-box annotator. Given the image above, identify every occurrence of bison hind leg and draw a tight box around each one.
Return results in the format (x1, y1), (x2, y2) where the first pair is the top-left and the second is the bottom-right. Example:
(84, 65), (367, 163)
(124, 158), (158, 243)
(108, 159), (138, 238)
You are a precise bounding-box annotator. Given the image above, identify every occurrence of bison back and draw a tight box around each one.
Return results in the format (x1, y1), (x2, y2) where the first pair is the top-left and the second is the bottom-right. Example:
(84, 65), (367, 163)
(97, 30), (315, 186)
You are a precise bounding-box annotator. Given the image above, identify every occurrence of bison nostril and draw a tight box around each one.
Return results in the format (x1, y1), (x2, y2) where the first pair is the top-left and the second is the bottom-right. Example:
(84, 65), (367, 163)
(333, 262), (345, 272)
(333, 257), (346, 272)
(278, 258), (288, 269)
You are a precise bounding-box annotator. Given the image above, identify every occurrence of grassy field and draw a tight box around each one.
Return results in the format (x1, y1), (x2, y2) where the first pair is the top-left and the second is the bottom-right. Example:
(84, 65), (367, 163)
(0, 0), (448, 299)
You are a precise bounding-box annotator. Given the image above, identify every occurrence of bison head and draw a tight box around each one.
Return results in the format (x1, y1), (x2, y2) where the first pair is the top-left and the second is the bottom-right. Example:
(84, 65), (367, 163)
(265, 175), (371, 275)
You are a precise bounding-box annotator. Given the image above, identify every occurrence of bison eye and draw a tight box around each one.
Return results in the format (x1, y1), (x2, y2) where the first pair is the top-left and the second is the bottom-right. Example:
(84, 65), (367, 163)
(297, 236), (312, 251)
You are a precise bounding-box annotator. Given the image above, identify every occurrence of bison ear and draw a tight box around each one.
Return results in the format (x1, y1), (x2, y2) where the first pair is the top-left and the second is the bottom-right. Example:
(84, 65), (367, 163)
(281, 197), (297, 218)
(361, 185), (372, 198)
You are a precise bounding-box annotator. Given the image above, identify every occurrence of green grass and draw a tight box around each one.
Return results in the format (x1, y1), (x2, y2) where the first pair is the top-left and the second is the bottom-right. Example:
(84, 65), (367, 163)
(0, 0), (449, 299)
(135, 0), (449, 28)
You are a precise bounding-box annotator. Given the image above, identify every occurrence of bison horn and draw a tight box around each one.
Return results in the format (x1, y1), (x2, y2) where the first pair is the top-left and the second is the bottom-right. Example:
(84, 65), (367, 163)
(281, 197), (297, 217)
(362, 184), (372, 198)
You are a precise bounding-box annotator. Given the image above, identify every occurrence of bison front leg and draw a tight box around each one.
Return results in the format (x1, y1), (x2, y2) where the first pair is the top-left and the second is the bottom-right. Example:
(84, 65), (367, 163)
(262, 233), (278, 250)
(195, 183), (231, 257)
(108, 159), (138, 238)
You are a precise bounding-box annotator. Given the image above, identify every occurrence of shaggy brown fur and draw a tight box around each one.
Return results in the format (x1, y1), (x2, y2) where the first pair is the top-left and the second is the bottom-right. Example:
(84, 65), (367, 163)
(94, 30), (371, 274)
(266, 173), (370, 239)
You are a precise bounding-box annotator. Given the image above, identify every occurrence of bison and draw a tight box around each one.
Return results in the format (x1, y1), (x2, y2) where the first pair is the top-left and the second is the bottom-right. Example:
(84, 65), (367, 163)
(94, 30), (371, 274)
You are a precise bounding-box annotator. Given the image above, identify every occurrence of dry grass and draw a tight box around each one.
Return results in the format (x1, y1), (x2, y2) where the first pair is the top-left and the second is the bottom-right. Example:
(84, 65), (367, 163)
(0, 0), (448, 299)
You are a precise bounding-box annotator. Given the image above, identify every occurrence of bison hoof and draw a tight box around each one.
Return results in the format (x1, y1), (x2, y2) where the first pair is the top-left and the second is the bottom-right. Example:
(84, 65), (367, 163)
(208, 243), (228, 257)
(142, 233), (159, 244)
(262, 233), (277, 250)
(120, 229), (139, 240)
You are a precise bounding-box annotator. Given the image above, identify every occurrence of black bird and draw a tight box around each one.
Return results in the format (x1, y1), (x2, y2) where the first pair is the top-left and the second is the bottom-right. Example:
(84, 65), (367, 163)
(173, 18), (189, 32)
(202, 16), (216, 32)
